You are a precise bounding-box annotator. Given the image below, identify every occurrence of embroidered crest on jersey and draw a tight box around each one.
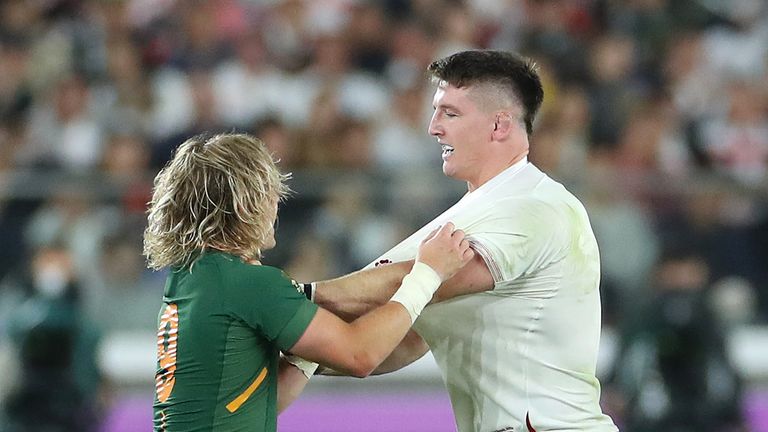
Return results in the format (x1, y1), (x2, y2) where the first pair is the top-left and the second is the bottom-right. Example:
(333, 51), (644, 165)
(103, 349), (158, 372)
(290, 279), (305, 295)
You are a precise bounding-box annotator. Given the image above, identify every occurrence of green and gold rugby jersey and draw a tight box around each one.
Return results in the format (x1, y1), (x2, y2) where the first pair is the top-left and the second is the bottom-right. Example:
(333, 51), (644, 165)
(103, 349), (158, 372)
(153, 251), (318, 431)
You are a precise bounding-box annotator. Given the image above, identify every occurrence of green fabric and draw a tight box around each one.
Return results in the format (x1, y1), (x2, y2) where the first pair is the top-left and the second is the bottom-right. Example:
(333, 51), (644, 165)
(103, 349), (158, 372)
(153, 251), (318, 431)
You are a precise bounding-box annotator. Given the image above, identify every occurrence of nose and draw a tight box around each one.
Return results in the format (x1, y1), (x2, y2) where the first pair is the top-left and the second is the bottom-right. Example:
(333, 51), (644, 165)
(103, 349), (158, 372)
(428, 112), (442, 137)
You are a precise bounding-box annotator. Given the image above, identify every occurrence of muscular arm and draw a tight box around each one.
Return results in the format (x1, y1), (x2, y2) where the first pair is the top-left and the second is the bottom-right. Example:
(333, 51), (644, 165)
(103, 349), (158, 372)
(314, 260), (414, 321)
(288, 223), (474, 379)
(315, 250), (494, 319)
(371, 329), (429, 375)
(432, 251), (494, 302)
(289, 303), (415, 378)
(316, 252), (494, 376)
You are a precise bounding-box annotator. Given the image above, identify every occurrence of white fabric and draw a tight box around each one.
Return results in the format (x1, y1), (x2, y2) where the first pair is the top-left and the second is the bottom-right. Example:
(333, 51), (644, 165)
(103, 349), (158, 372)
(283, 354), (319, 380)
(390, 262), (443, 323)
(366, 159), (618, 432)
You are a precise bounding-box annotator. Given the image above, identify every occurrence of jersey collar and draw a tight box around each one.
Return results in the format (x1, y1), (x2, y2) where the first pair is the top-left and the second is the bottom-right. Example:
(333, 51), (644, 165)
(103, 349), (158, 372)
(468, 157), (529, 196)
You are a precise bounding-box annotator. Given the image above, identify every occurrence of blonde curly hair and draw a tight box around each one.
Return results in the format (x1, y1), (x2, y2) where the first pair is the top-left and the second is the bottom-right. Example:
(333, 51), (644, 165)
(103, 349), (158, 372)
(143, 133), (290, 270)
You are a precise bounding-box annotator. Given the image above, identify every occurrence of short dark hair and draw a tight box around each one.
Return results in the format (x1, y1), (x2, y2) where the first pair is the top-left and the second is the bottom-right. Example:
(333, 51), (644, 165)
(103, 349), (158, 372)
(427, 50), (544, 135)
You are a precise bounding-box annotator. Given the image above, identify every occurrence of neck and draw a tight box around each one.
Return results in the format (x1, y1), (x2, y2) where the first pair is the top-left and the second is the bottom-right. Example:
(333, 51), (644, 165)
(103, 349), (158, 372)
(466, 151), (528, 192)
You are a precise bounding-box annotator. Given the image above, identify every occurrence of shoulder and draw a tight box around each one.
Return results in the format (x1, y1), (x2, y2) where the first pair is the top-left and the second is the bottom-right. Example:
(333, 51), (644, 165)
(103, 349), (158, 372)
(252, 265), (295, 284)
(483, 195), (571, 248)
(493, 195), (563, 223)
(200, 254), (293, 288)
(222, 262), (293, 285)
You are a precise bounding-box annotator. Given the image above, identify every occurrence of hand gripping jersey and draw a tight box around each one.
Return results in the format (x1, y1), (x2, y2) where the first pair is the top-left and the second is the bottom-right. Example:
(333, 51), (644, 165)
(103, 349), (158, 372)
(153, 251), (318, 431)
(368, 159), (618, 432)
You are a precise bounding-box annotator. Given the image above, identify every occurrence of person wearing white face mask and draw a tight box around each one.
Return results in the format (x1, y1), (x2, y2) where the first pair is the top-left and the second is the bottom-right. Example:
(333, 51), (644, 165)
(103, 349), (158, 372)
(2, 244), (102, 432)
(31, 246), (75, 299)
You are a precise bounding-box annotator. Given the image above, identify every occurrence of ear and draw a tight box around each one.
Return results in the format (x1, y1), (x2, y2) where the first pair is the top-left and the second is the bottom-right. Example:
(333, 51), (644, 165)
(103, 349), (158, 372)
(491, 112), (513, 141)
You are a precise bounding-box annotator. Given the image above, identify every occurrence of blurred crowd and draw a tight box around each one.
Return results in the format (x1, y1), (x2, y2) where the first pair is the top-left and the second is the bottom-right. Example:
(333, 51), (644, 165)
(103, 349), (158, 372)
(0, 0), (767, 430)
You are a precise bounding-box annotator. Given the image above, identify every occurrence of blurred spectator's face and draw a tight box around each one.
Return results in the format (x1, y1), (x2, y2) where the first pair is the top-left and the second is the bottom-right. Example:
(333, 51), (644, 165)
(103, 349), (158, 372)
(656, 257), (709, 292)
(54, 77), (89, 121)
(107, 38), (141, 82)
(591, 36), (634, 82)
(32, 248), (74, 298)
(102, 134), (150, 178)
(313, 35), (350, 75)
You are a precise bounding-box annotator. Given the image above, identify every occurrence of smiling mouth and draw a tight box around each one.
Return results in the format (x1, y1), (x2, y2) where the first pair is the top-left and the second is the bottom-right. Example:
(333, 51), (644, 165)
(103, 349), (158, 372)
(441, 144), (454, 157)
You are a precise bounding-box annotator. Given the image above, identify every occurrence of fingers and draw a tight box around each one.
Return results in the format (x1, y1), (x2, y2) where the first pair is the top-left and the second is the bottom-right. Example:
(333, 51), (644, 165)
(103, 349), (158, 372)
(457, 236), (473, 264)
(422, 222), (456, 244)
(421, 222), (470, 250)
(415, 221), (474, 281)
(437, 223), (472, 260)
(438, 222), (455, 238)
(461, 246), (475, 263)
(421, 225), (443, 244)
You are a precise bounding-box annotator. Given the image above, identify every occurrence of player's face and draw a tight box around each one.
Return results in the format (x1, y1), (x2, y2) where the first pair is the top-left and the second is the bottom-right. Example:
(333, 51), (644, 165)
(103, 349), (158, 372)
(428, 83), (495, 190)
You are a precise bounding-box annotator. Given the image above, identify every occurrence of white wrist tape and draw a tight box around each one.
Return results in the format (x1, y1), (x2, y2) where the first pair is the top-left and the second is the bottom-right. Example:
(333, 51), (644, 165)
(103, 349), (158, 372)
(283, 354), (319, 379)
(389, 262), (442, 323)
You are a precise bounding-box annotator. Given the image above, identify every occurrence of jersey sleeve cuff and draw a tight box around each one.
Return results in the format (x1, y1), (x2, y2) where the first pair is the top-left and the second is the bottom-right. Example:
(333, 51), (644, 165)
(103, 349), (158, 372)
(275, 301), (319, 351)
(468, 238), (503, 285)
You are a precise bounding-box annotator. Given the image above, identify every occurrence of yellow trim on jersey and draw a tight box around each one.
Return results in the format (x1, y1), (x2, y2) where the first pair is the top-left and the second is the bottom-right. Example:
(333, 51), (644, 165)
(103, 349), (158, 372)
(226, 367), (268, 413)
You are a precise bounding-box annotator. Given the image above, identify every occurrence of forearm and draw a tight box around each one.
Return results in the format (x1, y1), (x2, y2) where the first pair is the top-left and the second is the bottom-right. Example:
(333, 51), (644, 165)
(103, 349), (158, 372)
(277, 358), (310, 413)
(316, 330), (428, 377)
(314, 260), (414, 320)
(343, 302), (417, 376)
(291, 263), (443, 378)
(292, 223), (473, 378)
(371, 330), (429, 375)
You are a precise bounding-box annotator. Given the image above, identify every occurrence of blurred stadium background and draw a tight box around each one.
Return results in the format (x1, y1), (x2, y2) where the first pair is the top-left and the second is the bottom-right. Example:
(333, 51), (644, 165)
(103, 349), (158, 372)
(0, 0), (767, 431)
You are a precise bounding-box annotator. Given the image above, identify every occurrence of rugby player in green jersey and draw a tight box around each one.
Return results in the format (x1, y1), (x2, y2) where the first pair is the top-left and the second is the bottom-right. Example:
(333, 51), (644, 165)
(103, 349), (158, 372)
(143, 133), (473, 431)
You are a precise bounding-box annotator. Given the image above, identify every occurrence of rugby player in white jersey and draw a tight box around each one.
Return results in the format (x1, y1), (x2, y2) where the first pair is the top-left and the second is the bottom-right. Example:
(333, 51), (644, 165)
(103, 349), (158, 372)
(309, 50), (619, 432)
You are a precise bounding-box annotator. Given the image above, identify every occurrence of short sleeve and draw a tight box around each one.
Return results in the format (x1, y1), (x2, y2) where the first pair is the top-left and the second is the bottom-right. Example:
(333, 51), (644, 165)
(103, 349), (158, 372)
(225, 266), (318, 352)
(466, 199), (567, 283)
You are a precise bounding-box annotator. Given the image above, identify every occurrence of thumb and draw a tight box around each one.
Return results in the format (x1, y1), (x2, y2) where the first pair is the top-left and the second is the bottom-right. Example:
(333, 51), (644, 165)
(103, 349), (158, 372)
(462, 247), (475, 264)
(421, 226), (440, 245)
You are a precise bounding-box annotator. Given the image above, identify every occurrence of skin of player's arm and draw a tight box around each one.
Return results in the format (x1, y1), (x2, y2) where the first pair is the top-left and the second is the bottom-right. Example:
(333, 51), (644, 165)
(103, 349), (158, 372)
(317, 254), (494, 376)
(371, 329), (429, 374)
(277, 357), (310, 413)
(432, 251), (494, 302)
(315, 249), (493, 320)
(371, 253), (494, 374)
(289, 223), (474, 378)
(313, 260), (414, 321)
(288, 303), (416, 378)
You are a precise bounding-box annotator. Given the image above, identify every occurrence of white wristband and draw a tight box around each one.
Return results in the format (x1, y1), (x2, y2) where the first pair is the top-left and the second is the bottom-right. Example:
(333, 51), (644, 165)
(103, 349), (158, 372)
(283, 354), (319, 379)
(389, 262), (442, 323)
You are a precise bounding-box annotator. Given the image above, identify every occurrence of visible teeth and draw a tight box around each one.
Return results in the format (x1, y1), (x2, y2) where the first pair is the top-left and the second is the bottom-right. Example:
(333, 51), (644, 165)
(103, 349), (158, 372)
(441, 144), (454, 153)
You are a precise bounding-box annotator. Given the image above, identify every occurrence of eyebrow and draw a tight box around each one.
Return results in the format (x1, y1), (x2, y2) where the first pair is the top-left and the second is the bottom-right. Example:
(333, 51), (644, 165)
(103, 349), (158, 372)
(434, 102), (461, 112)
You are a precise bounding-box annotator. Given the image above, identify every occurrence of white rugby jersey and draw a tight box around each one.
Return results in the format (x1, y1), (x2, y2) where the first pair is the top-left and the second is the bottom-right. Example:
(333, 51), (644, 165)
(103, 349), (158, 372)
(368, 159), (618, 432)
